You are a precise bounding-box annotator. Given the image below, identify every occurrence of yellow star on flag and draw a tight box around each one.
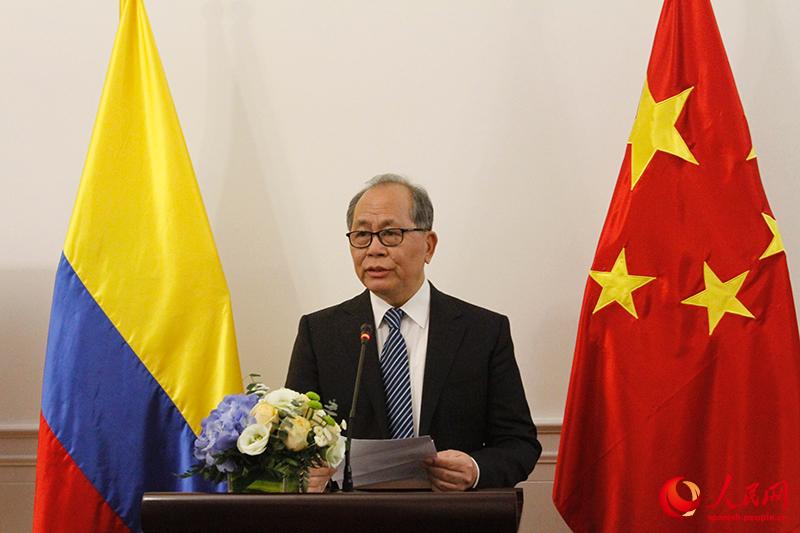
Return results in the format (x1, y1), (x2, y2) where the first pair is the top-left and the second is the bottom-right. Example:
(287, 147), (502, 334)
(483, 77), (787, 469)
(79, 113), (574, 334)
(589, 249), (655, 318)
(628, 81), (699, 189)
(760, 212), (785, 260)
(746, 146), (757, 161)
(681, 263), (755, 335)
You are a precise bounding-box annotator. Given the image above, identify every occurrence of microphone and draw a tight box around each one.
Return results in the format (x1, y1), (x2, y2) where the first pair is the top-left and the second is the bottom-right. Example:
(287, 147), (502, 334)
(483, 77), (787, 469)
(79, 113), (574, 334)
(342, 323), (372, 492)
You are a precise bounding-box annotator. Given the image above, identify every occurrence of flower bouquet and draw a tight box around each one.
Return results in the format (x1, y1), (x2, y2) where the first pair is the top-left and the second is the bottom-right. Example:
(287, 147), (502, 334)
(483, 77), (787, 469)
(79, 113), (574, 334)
(182, 375), (345, 493)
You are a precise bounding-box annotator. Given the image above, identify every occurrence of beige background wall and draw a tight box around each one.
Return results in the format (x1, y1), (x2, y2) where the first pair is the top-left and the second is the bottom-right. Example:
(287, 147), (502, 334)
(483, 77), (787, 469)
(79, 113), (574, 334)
(2, 1), (799, 531)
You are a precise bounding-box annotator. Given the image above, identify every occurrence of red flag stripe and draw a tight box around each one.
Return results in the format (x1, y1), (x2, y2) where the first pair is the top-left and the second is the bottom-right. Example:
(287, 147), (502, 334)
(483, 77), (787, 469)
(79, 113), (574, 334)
(33, 413), (130, 533)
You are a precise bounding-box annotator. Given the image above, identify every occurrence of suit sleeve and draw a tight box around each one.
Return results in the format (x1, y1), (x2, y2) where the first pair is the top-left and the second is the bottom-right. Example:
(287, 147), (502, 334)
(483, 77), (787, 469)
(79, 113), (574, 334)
(285, 315), (320, 393)
(470, 316), (542, 488)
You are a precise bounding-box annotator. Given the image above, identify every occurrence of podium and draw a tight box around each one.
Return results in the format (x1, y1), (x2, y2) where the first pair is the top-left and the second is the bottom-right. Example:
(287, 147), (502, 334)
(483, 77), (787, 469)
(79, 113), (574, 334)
(141, 489), (523, 533)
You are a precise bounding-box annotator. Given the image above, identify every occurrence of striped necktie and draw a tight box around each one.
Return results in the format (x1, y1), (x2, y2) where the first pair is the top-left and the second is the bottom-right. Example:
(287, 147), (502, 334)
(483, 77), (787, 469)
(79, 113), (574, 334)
(379, 307), (414, 439)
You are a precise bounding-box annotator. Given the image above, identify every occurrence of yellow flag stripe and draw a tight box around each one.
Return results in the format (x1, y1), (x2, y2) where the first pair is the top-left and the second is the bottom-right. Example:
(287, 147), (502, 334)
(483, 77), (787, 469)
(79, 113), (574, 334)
(64, 0), (241, 434)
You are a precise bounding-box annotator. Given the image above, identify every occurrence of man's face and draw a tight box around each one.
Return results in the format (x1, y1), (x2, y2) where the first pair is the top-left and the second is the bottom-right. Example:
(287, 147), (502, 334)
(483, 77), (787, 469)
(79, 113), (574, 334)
(349, 184), (437, 307)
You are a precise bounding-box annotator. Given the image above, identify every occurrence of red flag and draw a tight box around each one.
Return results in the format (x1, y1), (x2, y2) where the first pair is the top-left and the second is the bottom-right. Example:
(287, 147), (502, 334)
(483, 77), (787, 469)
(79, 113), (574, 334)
(553, 1), (800, 530)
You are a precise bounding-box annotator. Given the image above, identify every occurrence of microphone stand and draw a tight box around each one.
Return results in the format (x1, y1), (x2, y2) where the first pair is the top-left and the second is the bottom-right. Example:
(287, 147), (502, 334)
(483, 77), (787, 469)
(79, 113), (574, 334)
(342, 324), (372, 492)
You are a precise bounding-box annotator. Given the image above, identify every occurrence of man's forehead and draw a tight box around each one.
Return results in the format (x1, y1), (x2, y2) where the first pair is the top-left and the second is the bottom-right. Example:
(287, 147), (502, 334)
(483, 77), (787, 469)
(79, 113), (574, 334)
(352, 185), (413, 226)
(352, 208), (410, 228)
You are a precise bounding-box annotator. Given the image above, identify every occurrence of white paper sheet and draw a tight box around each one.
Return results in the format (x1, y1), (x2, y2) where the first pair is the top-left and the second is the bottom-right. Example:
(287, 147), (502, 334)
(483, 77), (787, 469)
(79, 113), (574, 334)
(332, 436), (437, 489)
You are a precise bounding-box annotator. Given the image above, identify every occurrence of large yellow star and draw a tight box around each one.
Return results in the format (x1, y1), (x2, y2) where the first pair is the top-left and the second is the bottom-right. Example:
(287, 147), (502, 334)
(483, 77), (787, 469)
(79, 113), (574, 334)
(628, 81), (699, 189)
(759, 212), (785, 260)
(589, 249), (655, 318)
(681, 263), (755, 335)
(747, 146), (757, 161)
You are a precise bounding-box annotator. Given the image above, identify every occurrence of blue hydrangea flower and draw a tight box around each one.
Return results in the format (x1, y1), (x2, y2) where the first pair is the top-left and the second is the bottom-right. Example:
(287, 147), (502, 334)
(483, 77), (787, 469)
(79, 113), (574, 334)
(193, 393), (258, 473)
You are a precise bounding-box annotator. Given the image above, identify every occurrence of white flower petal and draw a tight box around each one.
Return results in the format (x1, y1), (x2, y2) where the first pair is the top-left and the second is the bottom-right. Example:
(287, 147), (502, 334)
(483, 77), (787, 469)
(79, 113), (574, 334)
(236, 423), (270, 455)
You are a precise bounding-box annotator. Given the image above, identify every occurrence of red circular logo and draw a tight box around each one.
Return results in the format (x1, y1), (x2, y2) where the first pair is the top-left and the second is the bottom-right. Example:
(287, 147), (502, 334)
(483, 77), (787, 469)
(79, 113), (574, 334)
(659, 476), (701, 517)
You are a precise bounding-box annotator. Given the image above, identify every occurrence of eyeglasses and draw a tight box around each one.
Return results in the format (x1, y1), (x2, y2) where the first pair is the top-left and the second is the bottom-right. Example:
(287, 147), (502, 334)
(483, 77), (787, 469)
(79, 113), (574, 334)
(346, 227), (428, 248)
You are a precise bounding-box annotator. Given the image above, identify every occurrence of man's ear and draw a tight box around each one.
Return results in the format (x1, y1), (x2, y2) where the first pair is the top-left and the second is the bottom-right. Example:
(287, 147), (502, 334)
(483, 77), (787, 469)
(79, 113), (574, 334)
(424, 231), (438, 264)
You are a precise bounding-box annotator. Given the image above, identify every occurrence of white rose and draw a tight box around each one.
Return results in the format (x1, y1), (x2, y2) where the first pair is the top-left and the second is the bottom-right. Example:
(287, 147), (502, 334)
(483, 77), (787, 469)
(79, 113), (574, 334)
(325, 435), (345, 468)
(264, 388), (302, 412)
(236, 423), (271, 455)
(281, 416), (312, 451)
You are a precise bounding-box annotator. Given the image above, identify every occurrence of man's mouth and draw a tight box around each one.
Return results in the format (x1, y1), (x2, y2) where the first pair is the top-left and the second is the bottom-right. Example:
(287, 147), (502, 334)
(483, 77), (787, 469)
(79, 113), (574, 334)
(365, 267), (391, 278)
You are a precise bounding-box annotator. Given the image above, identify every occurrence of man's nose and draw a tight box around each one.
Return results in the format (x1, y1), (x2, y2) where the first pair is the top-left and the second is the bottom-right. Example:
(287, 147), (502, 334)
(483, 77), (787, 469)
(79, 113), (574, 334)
(366, 235), (388, 255)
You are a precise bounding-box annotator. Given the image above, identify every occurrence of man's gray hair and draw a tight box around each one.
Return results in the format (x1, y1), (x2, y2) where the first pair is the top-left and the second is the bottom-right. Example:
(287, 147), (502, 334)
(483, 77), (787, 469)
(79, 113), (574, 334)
(346, 173), (434, 230)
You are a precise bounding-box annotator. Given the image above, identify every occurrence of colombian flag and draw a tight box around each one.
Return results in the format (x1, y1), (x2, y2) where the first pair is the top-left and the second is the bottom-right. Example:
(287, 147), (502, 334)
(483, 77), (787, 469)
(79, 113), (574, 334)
(33, 1), (242, 531)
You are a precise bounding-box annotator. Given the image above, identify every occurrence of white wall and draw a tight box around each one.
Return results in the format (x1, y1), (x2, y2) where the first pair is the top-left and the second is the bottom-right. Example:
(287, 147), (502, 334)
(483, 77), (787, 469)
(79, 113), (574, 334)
(2, 1), (799, 531)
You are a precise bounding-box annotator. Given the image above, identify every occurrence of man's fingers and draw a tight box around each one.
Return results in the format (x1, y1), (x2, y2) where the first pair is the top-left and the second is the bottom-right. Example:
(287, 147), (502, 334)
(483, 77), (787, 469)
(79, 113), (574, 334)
(429, 475), (462, 492)
(428, 450), (473, 469)
(427, 454), (461, 468)
(426, 463), (474, 491)
(308, 466), (336, 477)
(426, 465), (467, 485)
(424, 450), (477, 491)
(306, 465), (336, 492)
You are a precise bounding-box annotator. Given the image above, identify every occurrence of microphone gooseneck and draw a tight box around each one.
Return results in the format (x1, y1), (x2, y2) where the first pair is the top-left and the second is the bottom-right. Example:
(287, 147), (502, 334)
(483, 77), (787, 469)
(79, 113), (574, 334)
(342, 323), (372, 492)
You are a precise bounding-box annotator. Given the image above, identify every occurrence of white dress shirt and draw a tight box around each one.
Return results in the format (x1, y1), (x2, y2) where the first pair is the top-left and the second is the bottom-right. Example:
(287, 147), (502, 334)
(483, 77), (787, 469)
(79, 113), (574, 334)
(370, 280), (481, 487)
(370, 280), (430, 437)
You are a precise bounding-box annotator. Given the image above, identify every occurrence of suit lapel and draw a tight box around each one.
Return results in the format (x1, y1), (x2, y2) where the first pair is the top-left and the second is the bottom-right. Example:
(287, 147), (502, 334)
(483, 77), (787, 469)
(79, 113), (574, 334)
(340, 290), (390, 438)
(420, 285), (465, 436)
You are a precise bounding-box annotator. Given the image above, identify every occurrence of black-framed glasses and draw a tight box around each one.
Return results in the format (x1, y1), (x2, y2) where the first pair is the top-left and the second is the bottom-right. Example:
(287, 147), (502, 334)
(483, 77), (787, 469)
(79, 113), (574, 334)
(346, 227), (428, 248)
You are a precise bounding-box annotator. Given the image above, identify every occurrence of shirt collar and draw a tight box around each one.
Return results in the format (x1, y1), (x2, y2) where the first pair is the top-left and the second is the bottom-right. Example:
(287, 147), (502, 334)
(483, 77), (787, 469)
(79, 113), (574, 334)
(370, 280), (431, 329)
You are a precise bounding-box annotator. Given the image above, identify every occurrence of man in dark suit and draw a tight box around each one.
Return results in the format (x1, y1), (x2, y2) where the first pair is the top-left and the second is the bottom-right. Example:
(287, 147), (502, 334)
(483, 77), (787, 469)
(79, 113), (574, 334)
(286, 174), (540, 492)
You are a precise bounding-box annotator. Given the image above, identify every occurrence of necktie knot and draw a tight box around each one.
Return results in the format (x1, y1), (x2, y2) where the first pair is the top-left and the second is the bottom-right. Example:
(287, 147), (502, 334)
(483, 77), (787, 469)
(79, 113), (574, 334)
(384, 307), (404, 331)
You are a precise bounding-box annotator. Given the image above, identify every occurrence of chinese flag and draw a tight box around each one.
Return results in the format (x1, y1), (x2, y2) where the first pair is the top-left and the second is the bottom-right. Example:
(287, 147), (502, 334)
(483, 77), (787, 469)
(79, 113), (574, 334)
(553, 1), (800, 531)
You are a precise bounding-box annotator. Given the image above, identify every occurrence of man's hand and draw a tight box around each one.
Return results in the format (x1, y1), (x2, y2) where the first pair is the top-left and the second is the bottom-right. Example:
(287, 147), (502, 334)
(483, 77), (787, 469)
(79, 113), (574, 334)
(306, 465), (336, 493)
(423, 450), (478, 491)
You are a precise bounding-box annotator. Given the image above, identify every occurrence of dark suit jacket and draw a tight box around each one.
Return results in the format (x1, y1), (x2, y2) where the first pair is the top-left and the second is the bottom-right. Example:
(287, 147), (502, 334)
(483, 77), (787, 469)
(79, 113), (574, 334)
(285, 284), (541, 488)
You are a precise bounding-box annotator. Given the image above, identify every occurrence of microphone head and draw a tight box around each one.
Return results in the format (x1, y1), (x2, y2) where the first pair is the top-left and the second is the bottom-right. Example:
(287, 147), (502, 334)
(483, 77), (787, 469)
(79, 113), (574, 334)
(359, 323), (373, 342)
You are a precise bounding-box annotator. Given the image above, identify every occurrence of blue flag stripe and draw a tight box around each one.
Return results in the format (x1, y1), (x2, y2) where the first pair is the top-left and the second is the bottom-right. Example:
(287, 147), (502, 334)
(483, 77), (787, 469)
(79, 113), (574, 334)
(41, 254), (222, 532)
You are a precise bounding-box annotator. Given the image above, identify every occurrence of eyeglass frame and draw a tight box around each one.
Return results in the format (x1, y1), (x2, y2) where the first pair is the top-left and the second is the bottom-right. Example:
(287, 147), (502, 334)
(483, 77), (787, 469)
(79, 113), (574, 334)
(345, 227), (429, 248)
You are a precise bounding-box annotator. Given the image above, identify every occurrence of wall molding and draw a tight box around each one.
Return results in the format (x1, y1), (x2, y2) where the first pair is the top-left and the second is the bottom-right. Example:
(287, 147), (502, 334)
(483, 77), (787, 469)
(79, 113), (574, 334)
(0, 420), (563, 469)
(534, 418), (561, 466)
(1, 455), (36, 467)
(535, 418), (563, 432)
(0, 423), (38, 467)
(0, 423), (38, 436)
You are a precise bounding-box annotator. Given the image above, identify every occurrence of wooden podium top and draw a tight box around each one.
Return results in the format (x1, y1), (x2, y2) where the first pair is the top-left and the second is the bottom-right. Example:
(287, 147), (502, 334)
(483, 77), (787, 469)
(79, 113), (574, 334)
(141, 489), (523, 533)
